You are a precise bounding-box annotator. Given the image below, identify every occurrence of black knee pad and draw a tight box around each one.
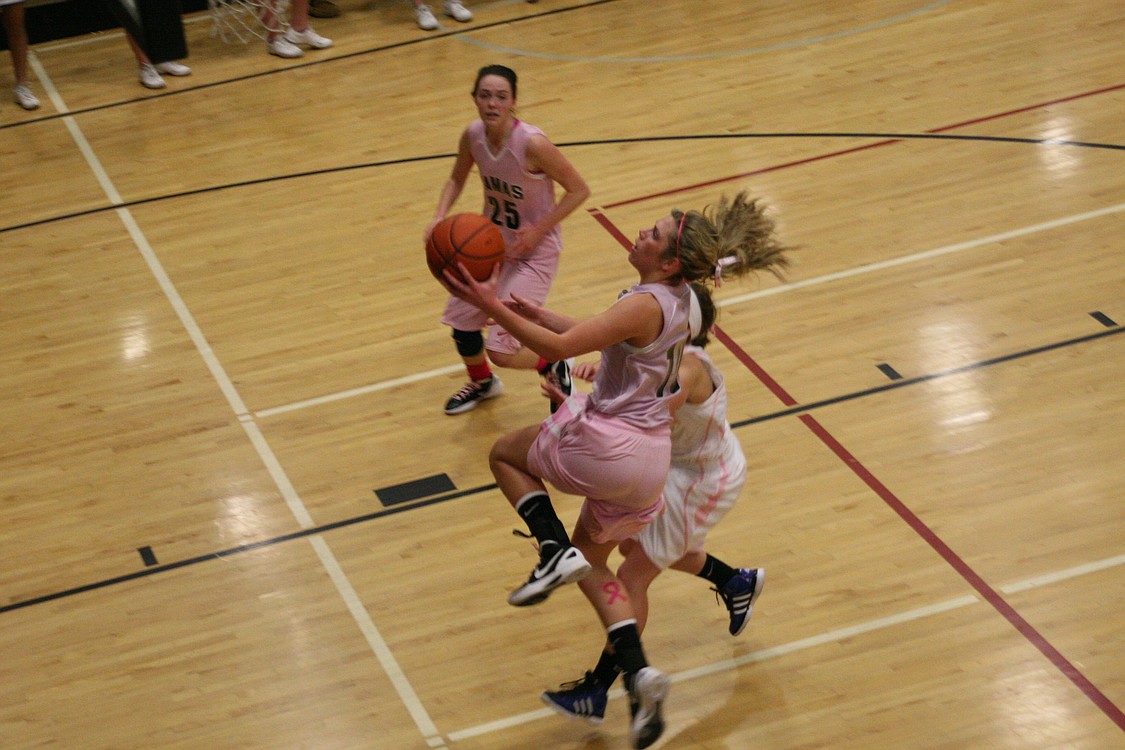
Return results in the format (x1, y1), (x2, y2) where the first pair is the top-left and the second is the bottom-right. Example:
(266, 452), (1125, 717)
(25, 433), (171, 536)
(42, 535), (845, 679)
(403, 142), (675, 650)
(452, 328), (485, 357)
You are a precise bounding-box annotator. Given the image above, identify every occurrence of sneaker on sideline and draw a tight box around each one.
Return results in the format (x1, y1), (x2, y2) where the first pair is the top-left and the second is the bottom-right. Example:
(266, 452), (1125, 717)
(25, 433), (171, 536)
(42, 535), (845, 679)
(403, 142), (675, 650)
(414, 4), (439, 30)
(444, 375), (503, 414)
(14, 84), (40, 110)
(716, 567), (765, 636)
(138, 63), (166, 89)
(268, 37), (304, 58)
(284, 25), (334, 49)
(627, 667), (669, 750)
(443, 0), (472, 21)
(154, 61), (191, 76)
(508, 544), (591, 606)
(541, 672), (608, 725)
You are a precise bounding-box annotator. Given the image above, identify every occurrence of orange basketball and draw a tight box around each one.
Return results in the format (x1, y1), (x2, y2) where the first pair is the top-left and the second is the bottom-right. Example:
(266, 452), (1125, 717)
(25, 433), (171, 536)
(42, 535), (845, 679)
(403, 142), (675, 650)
(426, 213), (506, 282)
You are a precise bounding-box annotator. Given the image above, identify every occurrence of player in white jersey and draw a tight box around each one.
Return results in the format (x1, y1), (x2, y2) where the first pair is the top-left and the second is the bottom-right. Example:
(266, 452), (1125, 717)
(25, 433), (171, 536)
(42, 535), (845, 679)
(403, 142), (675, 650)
(539, 289), (766, 726)
(426, 64), (590, 415)
(442, 192), (790, 749)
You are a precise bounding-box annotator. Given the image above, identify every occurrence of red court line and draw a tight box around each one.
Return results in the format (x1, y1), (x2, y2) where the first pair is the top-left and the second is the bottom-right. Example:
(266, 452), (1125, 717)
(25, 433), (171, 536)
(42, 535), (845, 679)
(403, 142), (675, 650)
(602, 82), (1125, 209)
(589, 212), (1125, 732)
(716, 302), (1125, 733)
(589, 207), (636, 249)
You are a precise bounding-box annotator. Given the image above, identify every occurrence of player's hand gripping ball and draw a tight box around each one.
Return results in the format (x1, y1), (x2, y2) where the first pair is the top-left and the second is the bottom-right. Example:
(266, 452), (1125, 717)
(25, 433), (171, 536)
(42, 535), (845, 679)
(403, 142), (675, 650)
(426, 213), (506, 282)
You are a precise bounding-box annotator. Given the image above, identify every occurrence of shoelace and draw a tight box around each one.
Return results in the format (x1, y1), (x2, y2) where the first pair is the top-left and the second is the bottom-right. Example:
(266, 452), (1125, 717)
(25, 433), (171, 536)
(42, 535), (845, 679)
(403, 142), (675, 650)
(451, 381), (483, 400)
(555, 671), (597, 691)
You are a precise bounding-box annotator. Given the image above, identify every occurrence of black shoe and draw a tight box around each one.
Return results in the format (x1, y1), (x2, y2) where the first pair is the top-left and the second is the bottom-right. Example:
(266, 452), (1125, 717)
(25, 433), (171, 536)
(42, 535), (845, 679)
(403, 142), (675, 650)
(443, 375), (504, 415)
(541, 358), (574, 413)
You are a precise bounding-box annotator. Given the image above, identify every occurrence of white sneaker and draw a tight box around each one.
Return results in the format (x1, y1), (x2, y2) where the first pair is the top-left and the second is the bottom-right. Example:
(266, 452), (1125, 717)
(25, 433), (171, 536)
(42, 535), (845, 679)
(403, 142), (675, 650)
(507, 544), (591, 606)
(14, 84), (40, 110)
(154, 61), (192, 76)
(628, 667), (670, 750)
(268, 37), (304, 58)
(443, 0), (472, 21)
(414, 4), (439, 30)
(284, 25), (333, 49)
(138, 63), (166, 89)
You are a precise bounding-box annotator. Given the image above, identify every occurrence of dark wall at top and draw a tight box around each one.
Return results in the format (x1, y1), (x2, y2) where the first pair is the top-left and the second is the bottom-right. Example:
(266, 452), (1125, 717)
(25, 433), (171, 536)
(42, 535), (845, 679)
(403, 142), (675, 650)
(19, 0), (209, 45)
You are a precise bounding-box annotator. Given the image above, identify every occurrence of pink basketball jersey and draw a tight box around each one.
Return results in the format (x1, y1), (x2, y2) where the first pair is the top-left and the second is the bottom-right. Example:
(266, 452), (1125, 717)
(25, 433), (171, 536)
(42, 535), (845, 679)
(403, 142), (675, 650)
(466, 119), (562, 259)
(587, 282), (700, 430)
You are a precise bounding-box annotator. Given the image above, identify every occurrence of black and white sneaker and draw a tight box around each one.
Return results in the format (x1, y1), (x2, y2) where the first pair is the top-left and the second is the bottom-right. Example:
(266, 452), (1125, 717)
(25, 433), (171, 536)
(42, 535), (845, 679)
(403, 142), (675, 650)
(627, 667), (670, 750)
(507, 544), (591, 606)
(444, 375), (504, 415)
(542, 358), (575, 413)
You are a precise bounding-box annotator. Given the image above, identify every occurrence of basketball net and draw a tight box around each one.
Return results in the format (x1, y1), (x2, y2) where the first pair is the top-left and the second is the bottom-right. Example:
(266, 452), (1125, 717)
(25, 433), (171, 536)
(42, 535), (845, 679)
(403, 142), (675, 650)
(208, 0), (293, 44)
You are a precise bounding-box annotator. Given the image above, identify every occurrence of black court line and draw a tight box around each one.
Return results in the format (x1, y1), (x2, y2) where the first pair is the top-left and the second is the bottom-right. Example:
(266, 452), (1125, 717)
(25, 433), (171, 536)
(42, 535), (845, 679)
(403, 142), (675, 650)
(4, 131), (1123, 236)
(0, 481), (495, 615)
(2, 322), (1120, 616)
(0, 0), (620, 132)
(733, 324), (1124, 428)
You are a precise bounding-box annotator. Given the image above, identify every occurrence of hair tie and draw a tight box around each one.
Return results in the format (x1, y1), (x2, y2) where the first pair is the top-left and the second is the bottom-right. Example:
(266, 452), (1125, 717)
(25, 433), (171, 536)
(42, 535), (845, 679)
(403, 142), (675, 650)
(713, 255), (739, 287)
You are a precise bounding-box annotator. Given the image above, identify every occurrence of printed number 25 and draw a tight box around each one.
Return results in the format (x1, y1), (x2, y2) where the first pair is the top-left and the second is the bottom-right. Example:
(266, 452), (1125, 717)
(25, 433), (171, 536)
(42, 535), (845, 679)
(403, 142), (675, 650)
(487, 196), (520, 229)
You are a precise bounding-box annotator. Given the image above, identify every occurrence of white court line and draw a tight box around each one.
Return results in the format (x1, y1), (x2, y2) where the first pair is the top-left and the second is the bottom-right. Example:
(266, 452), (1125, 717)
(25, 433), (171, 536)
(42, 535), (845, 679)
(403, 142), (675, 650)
(32, 56), (449, 750)
(253, 200), (1125, 419)
(449, 548), (1125, 742)
(256, 364), (465, 418)
(1000, 552), (1125, 594)
(718, 201), (1125, 308)
(448, 595), (980, 741)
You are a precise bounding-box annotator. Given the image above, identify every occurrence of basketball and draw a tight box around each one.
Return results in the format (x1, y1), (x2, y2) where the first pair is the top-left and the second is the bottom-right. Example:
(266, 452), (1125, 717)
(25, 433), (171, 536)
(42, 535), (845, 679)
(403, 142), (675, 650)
(426, 213), (506, 282)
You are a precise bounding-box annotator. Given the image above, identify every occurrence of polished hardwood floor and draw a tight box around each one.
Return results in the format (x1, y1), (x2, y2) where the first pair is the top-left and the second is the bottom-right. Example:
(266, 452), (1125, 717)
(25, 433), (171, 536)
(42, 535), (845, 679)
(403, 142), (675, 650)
(1, 0), (1123, 748)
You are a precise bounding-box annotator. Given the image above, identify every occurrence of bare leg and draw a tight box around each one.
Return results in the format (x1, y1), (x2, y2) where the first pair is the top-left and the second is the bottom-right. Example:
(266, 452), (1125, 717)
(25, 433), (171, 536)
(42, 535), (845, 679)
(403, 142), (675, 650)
(2, 4), (31, 84)
(124, 31), (151, 66)
(488, 425), (546, 507)
(289, 0), (310, 31)
(669, 549), (707, 576)
(615, 540), (663, 634)
(572, 522), (639, 629)
(489, 346), (543, 370)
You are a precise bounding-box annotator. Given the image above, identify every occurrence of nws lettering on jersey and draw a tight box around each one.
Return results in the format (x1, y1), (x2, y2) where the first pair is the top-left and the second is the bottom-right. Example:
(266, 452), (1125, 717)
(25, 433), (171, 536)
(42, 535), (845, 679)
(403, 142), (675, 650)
(483, 175), (524, 199)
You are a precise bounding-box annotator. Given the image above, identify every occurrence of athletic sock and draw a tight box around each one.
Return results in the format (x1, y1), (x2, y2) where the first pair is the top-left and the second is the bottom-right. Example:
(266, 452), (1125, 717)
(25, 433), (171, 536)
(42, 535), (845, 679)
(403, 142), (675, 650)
(607, 620), (647, 682)
(514, 492), (570, 549)
(697, 554), (736, 589)
(592, 647), (622, 687)
(467, 361), (492, 382)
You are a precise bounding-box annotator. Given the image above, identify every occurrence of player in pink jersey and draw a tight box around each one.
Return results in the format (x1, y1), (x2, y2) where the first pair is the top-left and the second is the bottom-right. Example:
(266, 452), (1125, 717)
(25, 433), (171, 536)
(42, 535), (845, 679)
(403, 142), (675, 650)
(426, 64), (590, 415)
(539, 289), (766, 726)
(443, 192), (790, 749)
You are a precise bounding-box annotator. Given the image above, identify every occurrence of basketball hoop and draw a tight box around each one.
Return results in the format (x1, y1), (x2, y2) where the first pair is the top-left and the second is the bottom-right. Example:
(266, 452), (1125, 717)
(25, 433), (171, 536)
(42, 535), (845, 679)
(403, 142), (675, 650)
(208, 0), (292, 44)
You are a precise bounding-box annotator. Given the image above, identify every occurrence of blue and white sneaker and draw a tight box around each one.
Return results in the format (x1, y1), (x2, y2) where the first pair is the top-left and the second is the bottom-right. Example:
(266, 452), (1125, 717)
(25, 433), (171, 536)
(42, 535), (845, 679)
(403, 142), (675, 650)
(507, 544), (591, 606)
(627, 667), (669, 749)
(716, 567), (765, 636)
(541, 671), (608, 725)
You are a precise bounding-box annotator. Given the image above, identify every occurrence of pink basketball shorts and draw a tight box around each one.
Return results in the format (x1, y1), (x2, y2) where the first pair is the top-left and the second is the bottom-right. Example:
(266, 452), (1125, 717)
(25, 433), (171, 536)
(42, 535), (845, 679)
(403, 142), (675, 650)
(441, 251), (558, 357)
(527, 393), (670, 544)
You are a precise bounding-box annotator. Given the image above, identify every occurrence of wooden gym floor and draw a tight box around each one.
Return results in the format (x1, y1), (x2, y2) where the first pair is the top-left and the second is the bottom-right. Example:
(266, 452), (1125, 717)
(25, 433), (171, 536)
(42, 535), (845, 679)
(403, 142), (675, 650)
(1, 1), (1123, 748)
